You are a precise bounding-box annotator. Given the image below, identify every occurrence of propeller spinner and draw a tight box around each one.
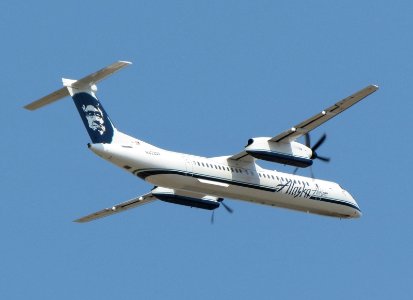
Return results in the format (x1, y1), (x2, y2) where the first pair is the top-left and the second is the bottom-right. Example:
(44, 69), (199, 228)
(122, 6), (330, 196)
(294, 133), (330, 176)
(306, 133), (331, 163)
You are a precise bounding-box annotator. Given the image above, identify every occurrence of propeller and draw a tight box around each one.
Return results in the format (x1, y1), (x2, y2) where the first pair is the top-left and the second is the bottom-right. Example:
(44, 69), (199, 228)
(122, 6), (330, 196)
(219, 199), (234, 213)
(306, 133), (331, 163)
(293, 133), (330, 177)
(211, 199), (234, 224)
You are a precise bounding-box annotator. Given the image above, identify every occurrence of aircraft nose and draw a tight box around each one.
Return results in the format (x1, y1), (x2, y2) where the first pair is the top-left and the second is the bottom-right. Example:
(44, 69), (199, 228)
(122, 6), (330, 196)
(342, 189), (362, 218)
(353, 209), (362, 218)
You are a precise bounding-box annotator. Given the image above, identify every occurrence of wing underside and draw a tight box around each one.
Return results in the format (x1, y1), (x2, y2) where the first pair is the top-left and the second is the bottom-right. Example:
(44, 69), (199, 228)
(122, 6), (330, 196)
(270, 85), (378, 143)
(74, 188), (222, 223)
(74, 192), (156, 223)
(229, 84), (378, 162)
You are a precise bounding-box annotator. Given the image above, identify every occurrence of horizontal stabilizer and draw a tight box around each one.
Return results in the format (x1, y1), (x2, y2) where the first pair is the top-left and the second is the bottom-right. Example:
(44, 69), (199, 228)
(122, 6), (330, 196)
(24, 60), (132, 111)
(68, 60), (131, 89)
(24, 87), (69, 111)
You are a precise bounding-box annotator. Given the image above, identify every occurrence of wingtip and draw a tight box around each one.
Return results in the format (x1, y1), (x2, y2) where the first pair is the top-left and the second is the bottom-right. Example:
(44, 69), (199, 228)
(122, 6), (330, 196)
(73, 218), (87, 223)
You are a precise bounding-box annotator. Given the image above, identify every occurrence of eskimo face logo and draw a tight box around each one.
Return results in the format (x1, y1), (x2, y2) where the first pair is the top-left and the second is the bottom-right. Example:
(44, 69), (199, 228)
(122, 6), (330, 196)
(82, 104), (106, 135)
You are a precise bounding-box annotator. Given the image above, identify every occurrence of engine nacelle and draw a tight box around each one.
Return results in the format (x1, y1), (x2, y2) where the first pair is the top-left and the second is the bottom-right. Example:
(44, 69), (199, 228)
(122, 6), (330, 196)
(245, 137), (313, 168)
(152, 187), (222, 210)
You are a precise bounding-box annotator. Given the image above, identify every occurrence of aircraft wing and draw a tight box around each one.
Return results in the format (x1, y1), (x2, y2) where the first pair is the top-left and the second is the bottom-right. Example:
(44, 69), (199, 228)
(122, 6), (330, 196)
(229, 84), (378, 161)
(74, 192), (156, 223)
(269, 85), (378, 143)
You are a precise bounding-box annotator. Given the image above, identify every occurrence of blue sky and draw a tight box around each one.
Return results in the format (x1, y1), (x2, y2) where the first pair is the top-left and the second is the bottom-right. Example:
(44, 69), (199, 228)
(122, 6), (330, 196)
(2, 1), (413, 299)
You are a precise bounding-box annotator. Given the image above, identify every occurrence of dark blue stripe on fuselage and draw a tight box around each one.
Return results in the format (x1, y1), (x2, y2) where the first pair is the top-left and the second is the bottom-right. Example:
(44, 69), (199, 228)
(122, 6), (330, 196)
(134, 168), (361, 212)
(136, 169), (274, 192)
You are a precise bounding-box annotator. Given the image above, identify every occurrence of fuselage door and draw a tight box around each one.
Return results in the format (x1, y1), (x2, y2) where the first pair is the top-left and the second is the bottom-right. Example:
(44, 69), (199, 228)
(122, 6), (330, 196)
(184, 155), (193, 176)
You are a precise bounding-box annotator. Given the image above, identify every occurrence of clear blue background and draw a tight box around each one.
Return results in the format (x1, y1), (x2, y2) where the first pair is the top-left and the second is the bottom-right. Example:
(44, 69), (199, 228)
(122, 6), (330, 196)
(2, 1), (412, 299)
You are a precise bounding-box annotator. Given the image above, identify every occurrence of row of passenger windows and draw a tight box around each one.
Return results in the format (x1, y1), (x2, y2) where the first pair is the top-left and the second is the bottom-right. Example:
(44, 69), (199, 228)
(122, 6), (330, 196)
(195, 161), (231, 172)
(192, 160), (310, 186)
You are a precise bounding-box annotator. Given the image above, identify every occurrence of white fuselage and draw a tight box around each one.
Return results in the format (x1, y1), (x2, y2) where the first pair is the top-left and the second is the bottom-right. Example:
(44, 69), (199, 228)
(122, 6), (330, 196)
(89, 139), (361, 219)
(24, 61), (377, 222)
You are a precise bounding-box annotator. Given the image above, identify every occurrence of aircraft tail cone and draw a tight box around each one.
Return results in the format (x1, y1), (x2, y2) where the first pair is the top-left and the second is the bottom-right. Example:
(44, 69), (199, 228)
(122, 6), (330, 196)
(88, 143), (107, 157)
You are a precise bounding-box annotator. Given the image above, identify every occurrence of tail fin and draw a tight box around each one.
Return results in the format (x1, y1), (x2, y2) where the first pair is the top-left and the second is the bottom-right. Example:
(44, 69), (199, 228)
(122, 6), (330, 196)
(24, 61), (131, 144)
(66, 82), (116, 144)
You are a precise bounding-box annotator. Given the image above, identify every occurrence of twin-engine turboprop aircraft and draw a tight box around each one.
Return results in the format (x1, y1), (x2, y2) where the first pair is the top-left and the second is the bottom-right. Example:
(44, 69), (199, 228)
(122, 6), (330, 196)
(24, 61), (378, 222)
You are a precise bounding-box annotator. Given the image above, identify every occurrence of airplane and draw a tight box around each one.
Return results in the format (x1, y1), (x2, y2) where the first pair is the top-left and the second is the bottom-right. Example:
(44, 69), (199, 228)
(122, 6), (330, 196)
(24, 61), (379, 223)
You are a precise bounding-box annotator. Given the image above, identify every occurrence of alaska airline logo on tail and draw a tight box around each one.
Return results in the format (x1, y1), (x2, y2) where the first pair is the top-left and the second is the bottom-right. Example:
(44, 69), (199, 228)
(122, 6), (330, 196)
(82, 103), (106, 134)
(73, 92), (115, 144)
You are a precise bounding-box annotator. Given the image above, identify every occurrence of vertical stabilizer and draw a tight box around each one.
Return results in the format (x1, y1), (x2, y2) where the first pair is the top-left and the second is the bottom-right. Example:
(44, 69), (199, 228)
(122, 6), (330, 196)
(71, 89), (116, 144)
